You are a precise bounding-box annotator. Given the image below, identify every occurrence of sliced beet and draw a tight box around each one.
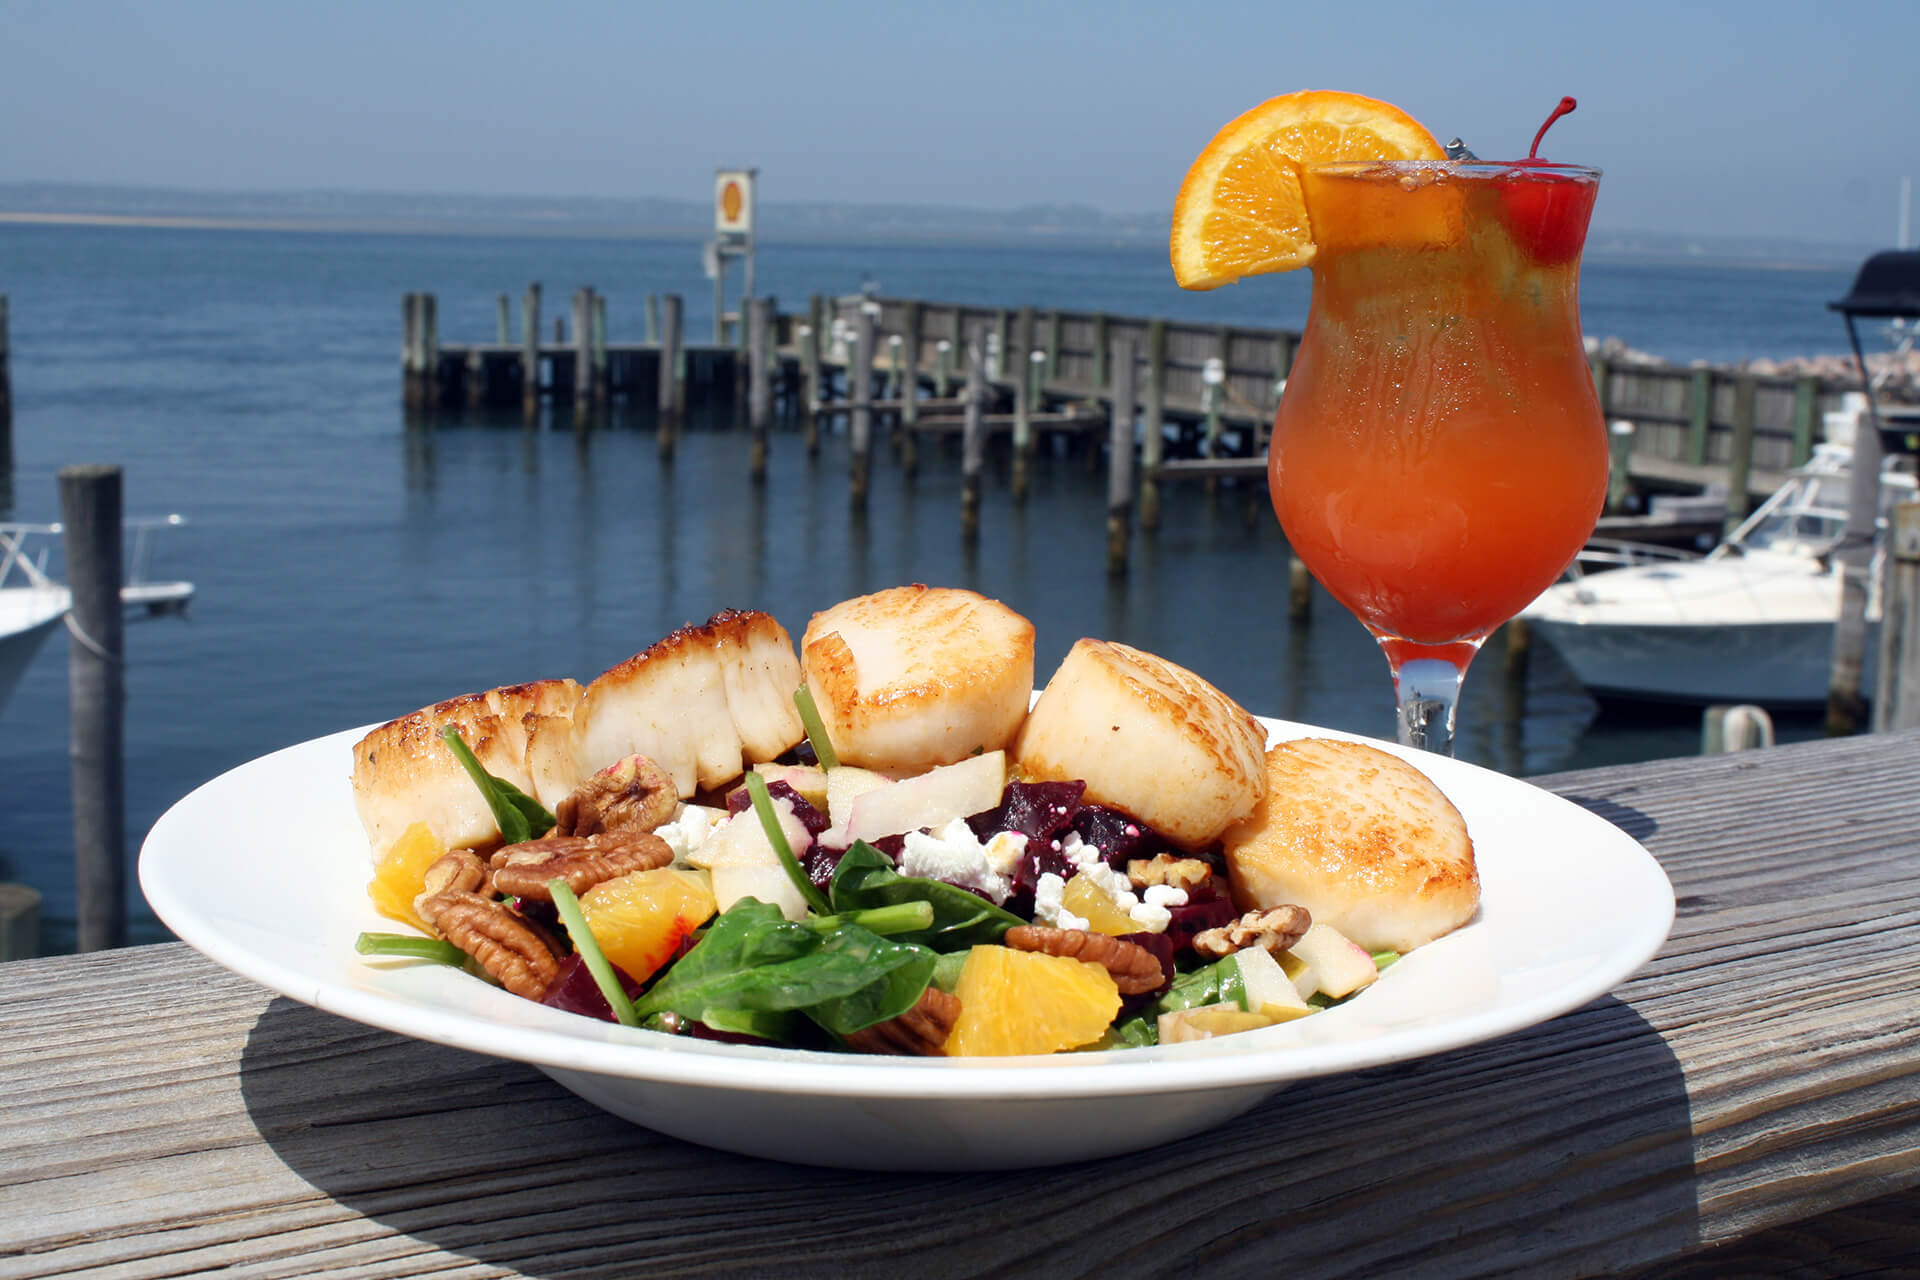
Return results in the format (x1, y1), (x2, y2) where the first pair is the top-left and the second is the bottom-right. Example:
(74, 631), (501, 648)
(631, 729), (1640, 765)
(968, 779), (1085, 845)
(725, 779), (830, 837)
(540, 953), (645, 1023)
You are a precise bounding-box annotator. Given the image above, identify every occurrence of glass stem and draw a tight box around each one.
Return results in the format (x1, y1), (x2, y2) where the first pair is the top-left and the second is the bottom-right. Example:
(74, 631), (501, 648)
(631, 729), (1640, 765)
(1392, 657), (1467, 755)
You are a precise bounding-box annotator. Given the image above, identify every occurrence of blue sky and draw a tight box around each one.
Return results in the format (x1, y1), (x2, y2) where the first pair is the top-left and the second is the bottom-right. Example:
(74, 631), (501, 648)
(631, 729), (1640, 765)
(3, 0), (1916, 246)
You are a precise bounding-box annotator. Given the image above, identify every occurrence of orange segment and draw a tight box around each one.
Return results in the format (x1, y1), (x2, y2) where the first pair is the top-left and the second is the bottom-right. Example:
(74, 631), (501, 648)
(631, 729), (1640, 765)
(1304, 164), (1465, 255)
(367, 821), (445, 933)
(943, 944), (1121, 1057)
(1170, 90), (1446, 289)
(581, 868), (718, 983)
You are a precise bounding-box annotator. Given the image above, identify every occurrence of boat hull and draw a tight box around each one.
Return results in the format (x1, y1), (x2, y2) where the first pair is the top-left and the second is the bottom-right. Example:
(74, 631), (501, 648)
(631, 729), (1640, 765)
(1526, 615), (1871, 708)
(0, 590), (69, 715)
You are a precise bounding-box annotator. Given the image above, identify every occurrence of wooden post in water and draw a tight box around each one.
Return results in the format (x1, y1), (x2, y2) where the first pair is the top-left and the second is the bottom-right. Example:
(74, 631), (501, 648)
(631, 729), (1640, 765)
(747, 297), (772, 478)
(571, 288), (594, 424)
(657, 293), (683, 457)
(850, 306), (875, 507)
(1606, 421), (1637, 513)
(1828, 394), (1887, 735)
(962, 335), (986, 541)
(1141, 318), (1167, 531)
(1106, 338), (1137, 575)
(420, 294), (439, 410)
(401, 293), (421, 407)
(495, 294), (511, 345)
(1289, 555), (1314, 622)
(0, 882), (37, 961)
(901, 302), (923, 438)
(1789, 375), (1820, 467)
(1686, 365), (1714, 466)
(60, 464), (126, 952)
(1, 294), (12, 462)
(1873, 501), (1920, 731)
(521, 283), (542, 421)
(1010, 308), (1035, 500)
(592, 292), (608, 403)
(1722, 374), (1758, 537)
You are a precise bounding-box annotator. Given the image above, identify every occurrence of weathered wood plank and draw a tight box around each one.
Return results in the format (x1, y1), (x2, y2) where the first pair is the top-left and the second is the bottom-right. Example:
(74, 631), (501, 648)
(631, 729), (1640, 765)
(3, 730), (1918, 1278)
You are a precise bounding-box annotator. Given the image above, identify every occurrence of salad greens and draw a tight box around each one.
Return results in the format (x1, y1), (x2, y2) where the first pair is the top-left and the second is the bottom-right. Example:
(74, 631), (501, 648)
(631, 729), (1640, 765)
(826, 842), (1024, 951)
(440, 726), (555, 845)
(632, 898), (937, 1037)
(792, 684), (840, 770)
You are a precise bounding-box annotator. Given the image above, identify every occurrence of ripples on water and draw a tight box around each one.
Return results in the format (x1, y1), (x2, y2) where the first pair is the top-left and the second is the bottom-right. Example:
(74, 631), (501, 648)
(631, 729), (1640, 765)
(0, 223), (1846, 946)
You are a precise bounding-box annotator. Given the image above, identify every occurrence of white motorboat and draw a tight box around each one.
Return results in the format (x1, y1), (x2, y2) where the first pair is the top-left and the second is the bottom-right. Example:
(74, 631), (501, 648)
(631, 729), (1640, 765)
(0, 518), (194, 717)
(1522, 442), (1916, 707)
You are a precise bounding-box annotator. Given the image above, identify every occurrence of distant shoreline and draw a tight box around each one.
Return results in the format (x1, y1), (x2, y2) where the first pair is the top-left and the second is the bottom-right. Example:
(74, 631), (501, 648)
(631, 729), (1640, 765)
(0, 209), (1872, 271)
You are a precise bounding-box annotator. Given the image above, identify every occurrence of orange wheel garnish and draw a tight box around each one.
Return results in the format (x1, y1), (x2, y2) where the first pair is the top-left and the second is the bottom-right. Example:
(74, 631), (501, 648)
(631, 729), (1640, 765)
(1169, 90), (1445, 290)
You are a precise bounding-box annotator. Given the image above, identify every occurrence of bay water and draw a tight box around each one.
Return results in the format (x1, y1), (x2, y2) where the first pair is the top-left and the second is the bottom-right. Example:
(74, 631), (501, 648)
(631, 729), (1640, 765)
(0, 223), (1862, 948)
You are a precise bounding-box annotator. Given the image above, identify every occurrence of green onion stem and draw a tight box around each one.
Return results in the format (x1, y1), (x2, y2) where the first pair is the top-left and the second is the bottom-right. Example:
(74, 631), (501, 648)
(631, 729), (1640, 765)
(792, 684), (840, 770)
(548, 879), (640, 1027)
(744, 771), (834, 916)
(805, 901), (935, 936)
(356, 932), (469, 966)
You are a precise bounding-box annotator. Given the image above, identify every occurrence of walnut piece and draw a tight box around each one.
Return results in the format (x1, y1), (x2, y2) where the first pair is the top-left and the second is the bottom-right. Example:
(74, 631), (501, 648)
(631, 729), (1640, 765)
(414, 850), (489, 931)
(555, 754), (678, 838)
(1191, 905), (1312, 961)
(488, 832), (674, 901)
(1004, 925), (1167, 995)
(1126, 854), (1213, 893)
(841, 986), (962, 1056)
(423, 891), (563, 1000)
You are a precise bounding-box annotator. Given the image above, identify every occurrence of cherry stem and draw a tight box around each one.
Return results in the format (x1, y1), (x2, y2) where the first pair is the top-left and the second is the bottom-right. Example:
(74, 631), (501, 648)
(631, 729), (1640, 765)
(1529, 96), (1577, 159)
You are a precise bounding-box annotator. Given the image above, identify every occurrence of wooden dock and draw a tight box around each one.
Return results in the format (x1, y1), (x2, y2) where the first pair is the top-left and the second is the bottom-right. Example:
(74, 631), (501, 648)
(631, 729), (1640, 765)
(10, 727), (1920, 1275)
(407, 285), (1871, 571)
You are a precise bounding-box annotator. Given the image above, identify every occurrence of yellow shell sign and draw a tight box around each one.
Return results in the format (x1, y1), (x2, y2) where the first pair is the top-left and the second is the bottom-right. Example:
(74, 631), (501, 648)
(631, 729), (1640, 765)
(715, 169), (755, 236)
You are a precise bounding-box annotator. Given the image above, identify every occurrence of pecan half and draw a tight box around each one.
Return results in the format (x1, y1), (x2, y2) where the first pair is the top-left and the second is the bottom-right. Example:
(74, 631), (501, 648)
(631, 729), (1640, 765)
(1191, 905), (1312, 961)
(1126, 854), (1213, 893)
(1004, 925), (1167, 995)
(414, 850), (489, 931)
(841, 986), (962, 1056)
(555, 754), (677, 838)
(488, 831), (674, 901)
(424, 891), (563, 1000)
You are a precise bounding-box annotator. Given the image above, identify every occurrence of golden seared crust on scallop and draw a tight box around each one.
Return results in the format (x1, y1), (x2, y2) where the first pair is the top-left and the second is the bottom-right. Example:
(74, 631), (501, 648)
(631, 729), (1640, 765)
(1221, 738), (1478, 952)
(801, 585), (1035, 773)
(573, 610), (806, 799)
(352, 678), (583, 860)
(1012, 639), (1267, 850)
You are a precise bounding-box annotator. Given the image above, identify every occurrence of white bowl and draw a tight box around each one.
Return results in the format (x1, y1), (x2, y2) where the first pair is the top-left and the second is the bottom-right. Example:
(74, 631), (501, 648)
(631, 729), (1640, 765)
(140, 718), (1674, 1170)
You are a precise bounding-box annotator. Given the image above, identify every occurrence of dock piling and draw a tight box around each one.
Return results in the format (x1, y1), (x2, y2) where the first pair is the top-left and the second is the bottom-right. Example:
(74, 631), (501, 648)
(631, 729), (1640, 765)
(1141, 319), (1167, 530)
(962, 335), (986, 540)
(571, 288), (593, 423)
(520, 284), (542, 421)
(0, 882), (37, 961)
(850, 306), (875, 506)
(1106, 338), (1137, 574)
(1288, 555), (1314, 621)
(1722, 375), (1758, 536)
(657, 293), (683, 456)
(1, 294), (11, 464)
(1872, 500), (1920, 731)
(495, 294), (510, 345)
(60, 464), (126, 952)
(901, 302), (923, 435)
(748, 297), (772, 477)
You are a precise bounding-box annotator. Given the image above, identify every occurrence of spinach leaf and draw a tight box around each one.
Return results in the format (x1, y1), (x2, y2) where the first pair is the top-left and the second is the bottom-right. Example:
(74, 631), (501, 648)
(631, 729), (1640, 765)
(826, 842), (1024, 952)
(440, 726), (555, 843)
(632, 898), (936, 1035)
(1104, 957), (1244, 1049)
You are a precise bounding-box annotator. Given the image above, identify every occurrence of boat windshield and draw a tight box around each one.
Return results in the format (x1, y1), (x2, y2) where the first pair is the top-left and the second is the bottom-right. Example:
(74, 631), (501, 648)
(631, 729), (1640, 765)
(1728, 471), (1853, 556)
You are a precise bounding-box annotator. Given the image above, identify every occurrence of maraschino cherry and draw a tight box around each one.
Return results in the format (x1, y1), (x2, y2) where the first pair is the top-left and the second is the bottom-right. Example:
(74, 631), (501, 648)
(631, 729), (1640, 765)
(1495, 96), (1595, 264)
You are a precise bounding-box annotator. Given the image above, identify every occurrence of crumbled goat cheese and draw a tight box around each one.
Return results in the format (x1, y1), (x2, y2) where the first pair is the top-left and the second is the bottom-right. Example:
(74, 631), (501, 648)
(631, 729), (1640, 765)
(1127, 901), (1173, 932)
(1142, 883), (1189, 909)
(899, 818), (1012, 905)
(654, 804), (728, 864)
(982, 830), (1028, 879)
(1033, 872), (1089, 931)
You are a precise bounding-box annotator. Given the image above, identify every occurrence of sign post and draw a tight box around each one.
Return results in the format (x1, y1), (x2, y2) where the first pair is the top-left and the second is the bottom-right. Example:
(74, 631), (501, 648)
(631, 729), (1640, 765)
(709, 168), (757, 344)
